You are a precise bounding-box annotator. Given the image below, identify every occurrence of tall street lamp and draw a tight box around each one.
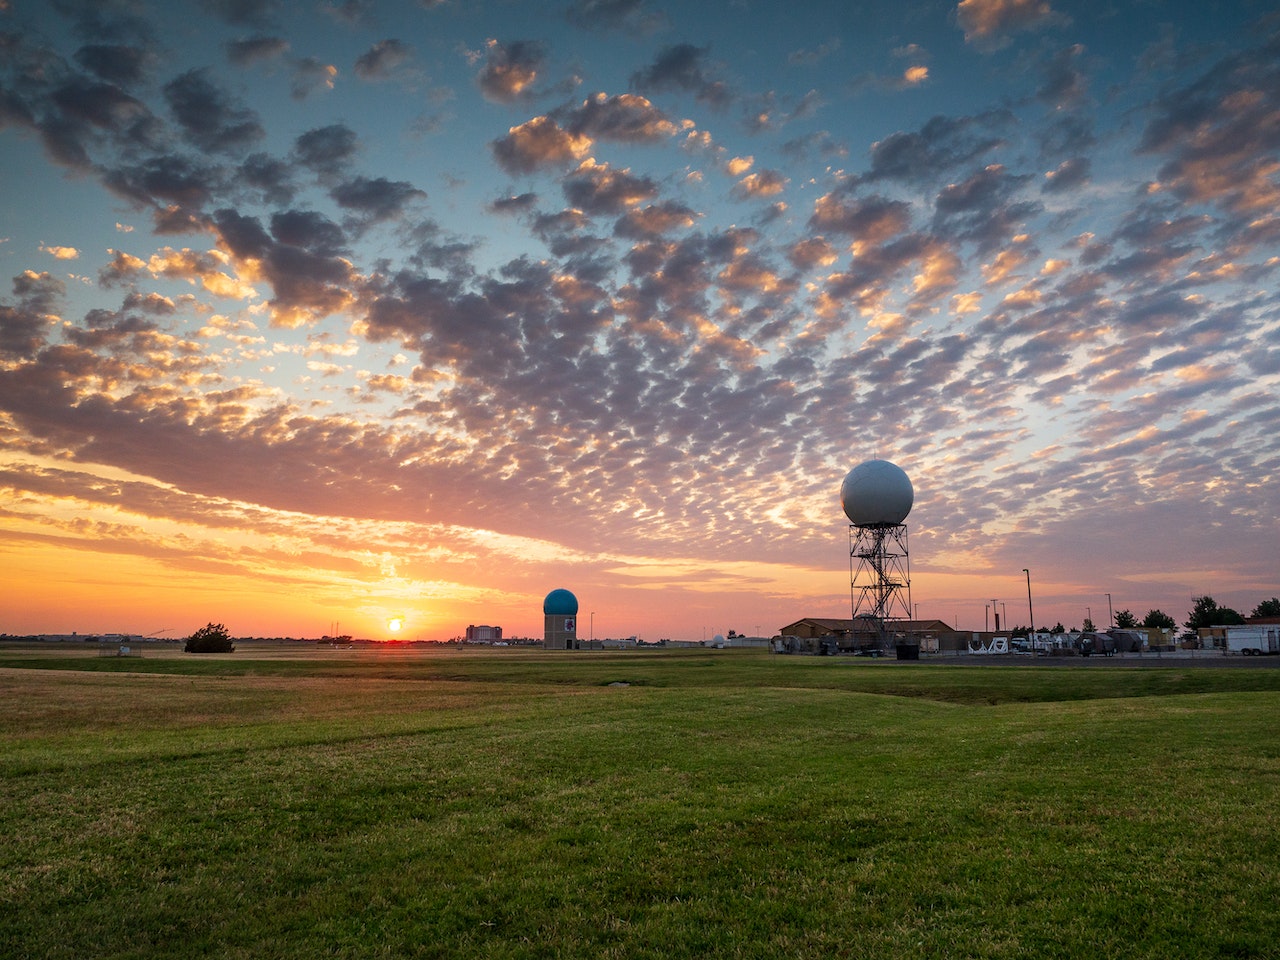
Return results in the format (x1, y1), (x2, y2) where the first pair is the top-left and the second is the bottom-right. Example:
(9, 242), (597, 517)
(1023, 568), (1034, 640)
(1106, 593), (1113, 628)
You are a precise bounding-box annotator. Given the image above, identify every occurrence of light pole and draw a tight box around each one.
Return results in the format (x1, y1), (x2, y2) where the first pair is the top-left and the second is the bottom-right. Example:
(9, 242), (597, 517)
(590, 612), (595, 642)
(1023, 569), (1034, 638)
(1106, 593), (1113, 628)
(985, 604), (990, 632)
(992, 598), (999, 631)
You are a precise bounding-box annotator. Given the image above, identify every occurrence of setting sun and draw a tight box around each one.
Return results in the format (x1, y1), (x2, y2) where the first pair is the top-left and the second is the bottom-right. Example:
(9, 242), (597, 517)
(387, 617), (404, 634)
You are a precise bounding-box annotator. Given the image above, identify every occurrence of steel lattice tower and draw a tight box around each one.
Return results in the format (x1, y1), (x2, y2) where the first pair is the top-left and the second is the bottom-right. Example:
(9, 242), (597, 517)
(849, 522), (911, 644)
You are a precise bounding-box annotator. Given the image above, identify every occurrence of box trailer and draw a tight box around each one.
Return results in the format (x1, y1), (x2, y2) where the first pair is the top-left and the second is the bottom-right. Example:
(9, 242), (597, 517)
(1222, 626), (1280, 656)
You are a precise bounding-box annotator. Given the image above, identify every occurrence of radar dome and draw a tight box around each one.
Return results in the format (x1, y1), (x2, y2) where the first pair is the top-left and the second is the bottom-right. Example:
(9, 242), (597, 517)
(543, 588), (579, 616)
(840, 459), (914, 526)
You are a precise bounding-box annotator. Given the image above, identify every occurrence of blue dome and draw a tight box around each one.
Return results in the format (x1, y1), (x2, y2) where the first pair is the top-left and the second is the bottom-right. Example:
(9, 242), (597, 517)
(543, 588), (579, 616)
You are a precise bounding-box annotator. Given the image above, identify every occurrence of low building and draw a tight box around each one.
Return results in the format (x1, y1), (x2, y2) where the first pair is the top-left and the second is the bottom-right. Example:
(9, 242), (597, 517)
(776, 617), (967, 653)
(464, 624), (503, 642)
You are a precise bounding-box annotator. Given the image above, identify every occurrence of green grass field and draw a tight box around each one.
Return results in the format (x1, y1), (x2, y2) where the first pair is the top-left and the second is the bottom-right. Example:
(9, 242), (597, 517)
(3, 645), (1278, 958)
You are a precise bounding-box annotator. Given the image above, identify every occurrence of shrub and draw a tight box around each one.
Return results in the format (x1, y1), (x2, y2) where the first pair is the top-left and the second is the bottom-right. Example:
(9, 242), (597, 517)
(184, 622), (235, 653)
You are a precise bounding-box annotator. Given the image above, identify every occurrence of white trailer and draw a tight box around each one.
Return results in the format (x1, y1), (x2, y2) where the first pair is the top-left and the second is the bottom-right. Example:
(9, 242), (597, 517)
(1222, 625), (1280, 656)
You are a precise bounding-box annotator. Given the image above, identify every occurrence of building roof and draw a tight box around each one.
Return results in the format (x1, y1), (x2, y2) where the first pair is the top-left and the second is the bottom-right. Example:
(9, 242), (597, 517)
(778, 617), (958, 636)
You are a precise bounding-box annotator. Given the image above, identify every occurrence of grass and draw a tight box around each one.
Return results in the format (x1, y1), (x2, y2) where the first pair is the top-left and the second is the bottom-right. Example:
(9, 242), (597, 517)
(2, 645), (1279, 958)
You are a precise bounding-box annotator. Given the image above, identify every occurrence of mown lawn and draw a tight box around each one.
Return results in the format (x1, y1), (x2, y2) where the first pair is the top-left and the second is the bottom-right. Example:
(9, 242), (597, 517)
(2, 646), (1277, 958)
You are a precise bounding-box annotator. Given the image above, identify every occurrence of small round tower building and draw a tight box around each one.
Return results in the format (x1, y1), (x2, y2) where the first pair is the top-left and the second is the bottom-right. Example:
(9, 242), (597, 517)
(543, 588), (579, 650)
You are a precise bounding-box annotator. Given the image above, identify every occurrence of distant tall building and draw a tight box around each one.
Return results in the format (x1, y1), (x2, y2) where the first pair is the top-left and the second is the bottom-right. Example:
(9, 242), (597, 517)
(543, 588), (579, 650)
(465, 624), (502, 642)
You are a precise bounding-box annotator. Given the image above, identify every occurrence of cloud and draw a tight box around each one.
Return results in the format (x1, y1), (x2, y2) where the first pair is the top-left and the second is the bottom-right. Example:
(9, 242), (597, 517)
(354, 38), (412, 81)
(489, 193), (539, 215)
(123, 291), (177, 315)
(0, 271), (63, 357)
(613, 201), (697, 239)
(41, 244), (80, 260)
(163, 69), (265, 154)
(476, 39), (546, 103)
(226, 35), (289, 66)
(562, 159), (657, 215)
(788, 38), (841, 66)
(932, 163), (1039, 252)
(732, 169), (788, 200)
(491, 116), (593, 175)
(66, 304), (165, 351)
(1037, 43), (1087, 108)
(902, 65), (929, 87)
(322, 1), (376, 25)
(565, 0), (668, 34)
(73, 43), (152, 85)
(1138, 30), (1280, 217)
(531, 209), (604, 257)
(294, 124), (359, 175)
(809, 191), (913, 245)
(289, 58), (339, 100)
(102, 154), (221, 213)
(331, 176), (427, 225)
(785, 237), (838, 272)
(51, 76), (150, 133)
(200, 0), (279, 28)
(864, 111), (1010, 185)
(98, 249), (147, 287)
(270, 210), (349, 257)
(147, 246), (259, 301)
(209, 209), (357, 325)
(239, 152), (296, 205)
(630, 44), (731, 110)
(564, 91), (682, 143)
(955, 0), (1062, 47)
(494, 92), (683, 180)
(780, 130), (848, 162)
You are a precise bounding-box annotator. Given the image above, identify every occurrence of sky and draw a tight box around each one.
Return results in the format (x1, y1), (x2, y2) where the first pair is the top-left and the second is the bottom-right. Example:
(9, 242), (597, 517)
(1, 0), (1277, 642)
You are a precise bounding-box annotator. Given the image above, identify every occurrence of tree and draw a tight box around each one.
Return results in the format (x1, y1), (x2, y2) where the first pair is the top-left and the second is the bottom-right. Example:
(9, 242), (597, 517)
(185, 622), (235, 653)
(1050, 623), (1066, 634)
(1185, 596), (1244, 631)
(1251, 598), (1280, 618)
(1142, 609), (1176, 630)
(1082, 617), (1095, 632)
(1114, 609), (1138, 628)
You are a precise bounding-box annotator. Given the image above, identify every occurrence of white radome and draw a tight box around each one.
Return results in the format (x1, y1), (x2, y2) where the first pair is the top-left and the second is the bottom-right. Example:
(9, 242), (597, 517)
(840, 459), (914, 526)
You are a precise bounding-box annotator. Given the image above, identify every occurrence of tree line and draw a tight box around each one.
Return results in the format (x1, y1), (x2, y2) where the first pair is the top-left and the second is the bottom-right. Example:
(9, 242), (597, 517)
(1007, 596), (1279, 638)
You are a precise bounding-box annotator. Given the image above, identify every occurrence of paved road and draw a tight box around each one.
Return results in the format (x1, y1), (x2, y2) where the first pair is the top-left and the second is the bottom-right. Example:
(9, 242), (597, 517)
(928, 651), (1280, 667)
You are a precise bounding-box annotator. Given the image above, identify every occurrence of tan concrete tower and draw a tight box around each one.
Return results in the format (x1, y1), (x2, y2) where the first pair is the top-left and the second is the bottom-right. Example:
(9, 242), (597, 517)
(543, 588), (579, 650)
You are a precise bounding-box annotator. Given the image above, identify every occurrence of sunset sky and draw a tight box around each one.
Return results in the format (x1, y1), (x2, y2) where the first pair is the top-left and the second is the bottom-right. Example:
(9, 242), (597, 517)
(1, 0), (1277, 641)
